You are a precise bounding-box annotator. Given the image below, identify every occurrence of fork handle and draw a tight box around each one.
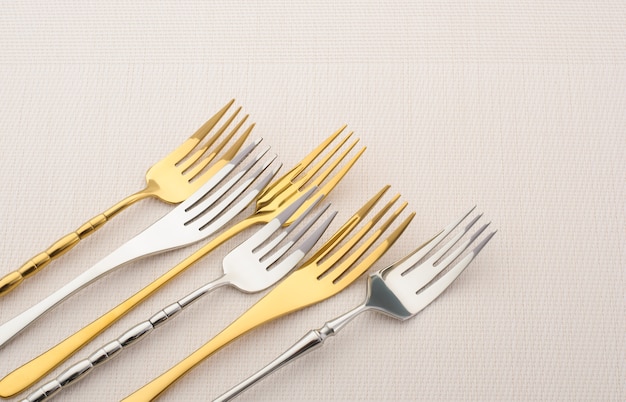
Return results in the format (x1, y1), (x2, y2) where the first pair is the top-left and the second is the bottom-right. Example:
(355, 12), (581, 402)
(0, 227), (167, 350)
(121, 283), (293, 402)
(0, 218), (251, 399)
(0, 191), (149, 297)
(213, 303), (367, 402)
(22, 278), (228, 402)
(214, 330), (327, 402)
(22, 302), (185, 402)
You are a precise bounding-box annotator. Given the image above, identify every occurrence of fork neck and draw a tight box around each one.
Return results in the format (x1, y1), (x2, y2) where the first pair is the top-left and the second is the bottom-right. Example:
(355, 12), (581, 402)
(102, 189), (153, 219)
(320, 302), (370, 338)
(178, 275), (230, 309)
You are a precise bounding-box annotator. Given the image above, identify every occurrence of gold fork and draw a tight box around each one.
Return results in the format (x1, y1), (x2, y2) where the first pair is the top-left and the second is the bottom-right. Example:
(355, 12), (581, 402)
(0, 100), (248, 297)
(123, 187), (415, 401)
(0, 126), (364, 398)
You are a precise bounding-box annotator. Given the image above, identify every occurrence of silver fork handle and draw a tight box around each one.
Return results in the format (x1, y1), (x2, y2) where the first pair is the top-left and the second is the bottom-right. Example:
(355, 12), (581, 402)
(213, 329), (327, 402)
(213, 303), (368, 402)
(0, 151), (246, 350)
(22, 303), (184, 402)
(0, 233), (162, 349)
(23, 277), (228, 402)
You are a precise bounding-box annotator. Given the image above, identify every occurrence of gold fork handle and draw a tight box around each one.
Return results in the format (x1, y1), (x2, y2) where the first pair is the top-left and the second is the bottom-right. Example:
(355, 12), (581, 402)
(0, 190), (150, 297)
(122, 279), (295, 402)
(122, 311), (262, 401)
(122, 341), (217, 401)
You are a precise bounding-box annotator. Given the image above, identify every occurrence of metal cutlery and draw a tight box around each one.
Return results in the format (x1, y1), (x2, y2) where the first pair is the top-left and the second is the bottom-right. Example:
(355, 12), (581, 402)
(0, 126), (363, 398)
(23, 188), (336, 402)
(0, 135), (264, 350)
(0, 100), (245, 297)
(122, 186), (415, 401)
(214, 208), (496, 401)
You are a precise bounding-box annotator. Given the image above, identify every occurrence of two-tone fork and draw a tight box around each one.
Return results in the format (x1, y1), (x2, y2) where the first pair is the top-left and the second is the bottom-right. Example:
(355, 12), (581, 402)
(0, 100), (245, 296)
(23, 188), (336, 402)
(123, 186), (415, 401)
(0, 126), (363, 398)
(0, 133), (264, 349)
(214, 208), (496, 401)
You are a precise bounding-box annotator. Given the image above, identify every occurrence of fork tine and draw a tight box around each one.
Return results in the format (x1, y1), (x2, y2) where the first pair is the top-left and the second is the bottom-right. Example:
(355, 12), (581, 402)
(177, 108), (243, 171)
(263, 207), (337, 281)
(272, 186), (319, 228)
(183, 117), (251, 180)
(198, 163), (280, 234)
(261, 203), (333, 268)
(256, 125), (347, 209)
(202, 113), (248, 159)
(255, 195), (325, 259)
(239, 186), (319, 255)
(184, 123), (255, 187)
(191, 100), (236, 141)
(272, 138), (359, 205)
(293, 133), (355, 190)
(184, 146), (272, 227)
(190, 155), (278, 232)
(470, 229), (497, 256)
(325, 200), (410, 283)
(303, 186), (390, 265)
(173, 99), (235, 161)
(180, 138), (263, 212)
(257, 137), (359, 216)
(254, 125), (365, 226)
(411, 231), (496, 313)
(407, 221), (490, 291)
(278, 196), (328, 238)
(289, 125), (348, 180)
(280, 206), (337, 262)
(309, 141), (364, 190)
(284, 142), (366, 226)
(332, 211), (415, 287)
(434, 222), (490, 272)
(315, 194), (401, 278)
(426, 213), (482, 265)
(382, 206), (477, 278)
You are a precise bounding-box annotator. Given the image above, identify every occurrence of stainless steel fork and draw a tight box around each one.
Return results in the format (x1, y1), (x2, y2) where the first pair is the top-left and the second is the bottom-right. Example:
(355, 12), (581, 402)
(214, 208), (496, 401)
(0, 127), (363, 399)
(0, 138), (273, 349)
(22, 189), (336, 402)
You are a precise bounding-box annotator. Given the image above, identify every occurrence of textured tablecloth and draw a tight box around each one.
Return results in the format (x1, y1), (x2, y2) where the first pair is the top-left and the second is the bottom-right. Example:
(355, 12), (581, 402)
(0, 1), (624, 401)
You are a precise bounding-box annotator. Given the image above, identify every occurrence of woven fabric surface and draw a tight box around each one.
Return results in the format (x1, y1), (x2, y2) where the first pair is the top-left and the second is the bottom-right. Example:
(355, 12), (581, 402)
(0, 1), (624, 401)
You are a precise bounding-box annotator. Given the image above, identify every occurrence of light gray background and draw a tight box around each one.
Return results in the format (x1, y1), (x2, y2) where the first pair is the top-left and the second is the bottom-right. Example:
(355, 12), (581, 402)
(0, 1), (624, 401)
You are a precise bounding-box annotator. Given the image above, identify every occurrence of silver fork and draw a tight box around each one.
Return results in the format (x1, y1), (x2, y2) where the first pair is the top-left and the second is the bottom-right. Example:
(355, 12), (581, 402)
(23, 188), (336, 402)
(214, 207), (496, 401)
(0, 138), (275, 349)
